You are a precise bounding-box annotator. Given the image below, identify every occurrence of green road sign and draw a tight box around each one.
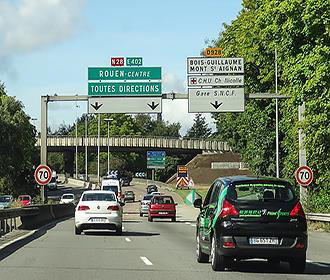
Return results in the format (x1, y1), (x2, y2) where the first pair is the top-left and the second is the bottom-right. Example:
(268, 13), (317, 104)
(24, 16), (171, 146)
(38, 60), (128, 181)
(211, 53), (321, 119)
(88, 82), (162, 96)
(126, 57), (143, 66)
(147, 151), (165, 169)
(88, 67), (161, 80)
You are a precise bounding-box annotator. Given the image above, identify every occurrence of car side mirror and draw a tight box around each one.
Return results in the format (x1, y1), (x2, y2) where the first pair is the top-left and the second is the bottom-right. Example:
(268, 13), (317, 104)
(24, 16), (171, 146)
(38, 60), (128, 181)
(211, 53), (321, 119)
(193, 198), (203, 209)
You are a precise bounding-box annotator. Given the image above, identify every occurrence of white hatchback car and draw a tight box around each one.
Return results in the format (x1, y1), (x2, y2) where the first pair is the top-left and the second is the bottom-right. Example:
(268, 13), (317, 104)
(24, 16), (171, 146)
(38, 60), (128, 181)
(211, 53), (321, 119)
(60, 193), (75, 204)
(74, 190), (124, 235)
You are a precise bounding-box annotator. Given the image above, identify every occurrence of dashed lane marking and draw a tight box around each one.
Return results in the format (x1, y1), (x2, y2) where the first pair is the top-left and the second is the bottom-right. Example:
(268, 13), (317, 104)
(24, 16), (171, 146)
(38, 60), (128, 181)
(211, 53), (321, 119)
(185, 222), (191, 225)
(125, 238), (131, 242)
(140, 256), (153, 266)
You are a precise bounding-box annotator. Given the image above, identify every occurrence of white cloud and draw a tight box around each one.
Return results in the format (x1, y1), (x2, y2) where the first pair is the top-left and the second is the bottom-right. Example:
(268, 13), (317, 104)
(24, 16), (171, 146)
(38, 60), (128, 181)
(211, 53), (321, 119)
(161, 72), (216, 136)
(0, 0), (85, 73)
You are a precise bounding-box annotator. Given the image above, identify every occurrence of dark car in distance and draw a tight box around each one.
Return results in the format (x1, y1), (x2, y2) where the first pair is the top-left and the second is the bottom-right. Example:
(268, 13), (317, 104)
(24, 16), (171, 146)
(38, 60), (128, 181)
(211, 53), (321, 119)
(147, 184), (158, 194)
(194, 176), (307, 273)
(124, 191), (135, 202)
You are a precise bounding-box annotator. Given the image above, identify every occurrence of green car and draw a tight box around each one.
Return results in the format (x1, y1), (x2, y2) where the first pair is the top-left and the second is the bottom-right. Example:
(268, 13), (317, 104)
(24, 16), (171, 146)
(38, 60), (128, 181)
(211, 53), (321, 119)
(0, 195), (14, 209)
(194, 176), (307, 273)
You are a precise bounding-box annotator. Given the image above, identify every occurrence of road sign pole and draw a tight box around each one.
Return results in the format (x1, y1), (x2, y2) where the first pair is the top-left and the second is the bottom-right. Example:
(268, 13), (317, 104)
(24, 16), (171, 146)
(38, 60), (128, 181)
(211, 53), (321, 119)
(40, 96), (48, 204)
(298, 102), (307, 208)
(275, 49), (280, 178)
(97, 114), (100, 186)
(152, 169), (155, 181)
(85, 113), (88, 182)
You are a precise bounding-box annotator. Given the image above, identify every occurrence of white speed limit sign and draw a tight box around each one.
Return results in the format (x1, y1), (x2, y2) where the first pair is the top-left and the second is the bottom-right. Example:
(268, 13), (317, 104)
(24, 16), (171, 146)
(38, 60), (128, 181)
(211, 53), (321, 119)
(295, 165), (313, 186)
(34, 165), (52, 185)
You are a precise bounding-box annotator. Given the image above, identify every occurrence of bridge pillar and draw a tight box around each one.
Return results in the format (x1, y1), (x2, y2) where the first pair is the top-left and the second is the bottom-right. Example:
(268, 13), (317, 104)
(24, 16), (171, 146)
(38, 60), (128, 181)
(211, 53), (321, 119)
(64, 151), (74, 177)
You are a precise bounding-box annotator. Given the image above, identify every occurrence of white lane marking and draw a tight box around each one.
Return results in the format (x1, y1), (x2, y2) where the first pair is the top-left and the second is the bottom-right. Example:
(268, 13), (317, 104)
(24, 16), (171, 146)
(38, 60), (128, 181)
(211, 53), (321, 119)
(122, 226), (125, 230)
(185, 222), (191, 225)
(307, 260), (329, 268)
(191, 224), (196, 227)
(140, 256), (153, 266)
(125, 238), (131, 242)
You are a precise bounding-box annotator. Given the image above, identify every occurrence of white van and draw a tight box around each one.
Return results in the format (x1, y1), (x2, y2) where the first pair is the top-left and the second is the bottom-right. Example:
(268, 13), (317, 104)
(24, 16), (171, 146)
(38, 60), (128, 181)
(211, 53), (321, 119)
(101, 178), (122, 199)
(47, 171), (58, 190)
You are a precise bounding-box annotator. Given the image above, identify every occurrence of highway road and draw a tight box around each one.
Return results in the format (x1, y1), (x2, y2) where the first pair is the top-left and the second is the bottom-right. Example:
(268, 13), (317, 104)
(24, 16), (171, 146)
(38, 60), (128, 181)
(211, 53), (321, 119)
(1, 181), (330, 280)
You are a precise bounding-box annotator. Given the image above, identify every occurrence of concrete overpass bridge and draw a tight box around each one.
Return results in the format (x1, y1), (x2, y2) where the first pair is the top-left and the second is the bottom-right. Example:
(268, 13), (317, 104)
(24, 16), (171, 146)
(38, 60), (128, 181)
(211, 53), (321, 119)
(36, 135), (231, 154)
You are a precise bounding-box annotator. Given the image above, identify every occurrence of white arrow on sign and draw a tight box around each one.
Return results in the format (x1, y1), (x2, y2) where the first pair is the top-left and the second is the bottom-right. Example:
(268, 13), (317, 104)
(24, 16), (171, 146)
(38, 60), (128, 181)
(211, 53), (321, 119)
(88, 97), (162, 114)
(188, 88), (244, 113)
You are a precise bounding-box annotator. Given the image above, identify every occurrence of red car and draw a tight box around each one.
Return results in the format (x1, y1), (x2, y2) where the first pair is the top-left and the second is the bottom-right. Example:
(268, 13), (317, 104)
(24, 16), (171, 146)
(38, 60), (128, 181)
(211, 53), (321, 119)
(18, 195), (32, 206)
(148, 195), (177, 222)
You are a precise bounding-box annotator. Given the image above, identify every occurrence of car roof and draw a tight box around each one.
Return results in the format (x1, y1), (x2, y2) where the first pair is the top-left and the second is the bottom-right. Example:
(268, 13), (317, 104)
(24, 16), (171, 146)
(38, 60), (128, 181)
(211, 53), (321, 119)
(214, 175), (291, 185)
(62, 193), (74, 196)
(82, 190), (116, 195)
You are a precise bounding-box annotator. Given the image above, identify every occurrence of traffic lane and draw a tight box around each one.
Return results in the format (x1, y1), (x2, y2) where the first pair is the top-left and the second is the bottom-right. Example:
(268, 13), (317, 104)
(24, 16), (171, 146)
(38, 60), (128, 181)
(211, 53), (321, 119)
(122, 219), (330, 280)
(0, 217), (329, 280)
(0, 218), (161, 280)
(46, 183), (86, 202)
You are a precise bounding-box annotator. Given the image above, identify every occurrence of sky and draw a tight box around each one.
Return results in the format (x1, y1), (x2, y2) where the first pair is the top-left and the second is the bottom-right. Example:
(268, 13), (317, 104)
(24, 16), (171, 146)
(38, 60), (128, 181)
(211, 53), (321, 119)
(0, 0), (243, 135)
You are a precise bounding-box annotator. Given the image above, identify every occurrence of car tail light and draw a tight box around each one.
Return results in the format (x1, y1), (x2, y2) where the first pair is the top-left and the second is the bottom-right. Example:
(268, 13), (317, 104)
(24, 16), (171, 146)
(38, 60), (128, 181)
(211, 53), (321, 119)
(295, 243), (305, 249)
(108, 205), (119, 211)
(219, 199), (239, 219)
(223, 241), (235, 248)
(290, 202), (306, 219)
(78, 205), (90, 211)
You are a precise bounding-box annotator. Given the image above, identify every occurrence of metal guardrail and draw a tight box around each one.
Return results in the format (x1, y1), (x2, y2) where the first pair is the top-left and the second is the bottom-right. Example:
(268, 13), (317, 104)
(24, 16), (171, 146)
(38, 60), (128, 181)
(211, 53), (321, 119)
(0, 207), (39, 237)
(306, 213), (330, 222)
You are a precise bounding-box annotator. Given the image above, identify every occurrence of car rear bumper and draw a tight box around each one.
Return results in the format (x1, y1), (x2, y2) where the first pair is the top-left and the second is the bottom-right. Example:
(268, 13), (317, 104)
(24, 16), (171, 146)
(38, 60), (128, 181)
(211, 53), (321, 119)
(217, 235), (307, 259)
(75, 213), (122, 230)
(140, 206), (149, 213)
(149, 211), (176, 218)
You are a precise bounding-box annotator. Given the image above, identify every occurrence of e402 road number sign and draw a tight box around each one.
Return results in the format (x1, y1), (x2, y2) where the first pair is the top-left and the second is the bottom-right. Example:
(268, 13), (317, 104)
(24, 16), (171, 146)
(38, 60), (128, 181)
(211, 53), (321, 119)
(295, 165), (313, 186)
(34, 165), (52, 185)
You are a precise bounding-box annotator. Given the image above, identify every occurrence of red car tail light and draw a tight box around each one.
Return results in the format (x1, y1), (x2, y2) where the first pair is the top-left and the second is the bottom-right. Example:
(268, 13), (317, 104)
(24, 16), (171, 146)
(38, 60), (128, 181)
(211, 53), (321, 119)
(78, 205), (90, 211)
(219, 199), (239, 219)
(290, 202), (306, 219)
(108, 205), (119, 211)
(295, 243), (305, 249)
(223, 241), (235, 248)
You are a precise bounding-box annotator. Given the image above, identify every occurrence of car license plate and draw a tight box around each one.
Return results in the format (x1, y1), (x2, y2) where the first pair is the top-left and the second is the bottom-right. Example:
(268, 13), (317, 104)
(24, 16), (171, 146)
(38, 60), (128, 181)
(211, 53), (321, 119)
(159, 212), (168, 215)
(90, 218), (106, 223)
(249, 237), (279, 245)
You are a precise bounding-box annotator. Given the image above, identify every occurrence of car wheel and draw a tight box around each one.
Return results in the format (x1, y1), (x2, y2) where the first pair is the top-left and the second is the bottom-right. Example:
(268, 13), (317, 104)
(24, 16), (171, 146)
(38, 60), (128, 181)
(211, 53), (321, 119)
(289, 255), (306, 273)
(196, 232), (209, 263)
(75, 226), (82, 235)
(139, 212), (143, 217)
(210, 234), (227, 271)
(148, 216), (153, 222)
(116, 225), (123, 235)
(172, 217), (176, 222)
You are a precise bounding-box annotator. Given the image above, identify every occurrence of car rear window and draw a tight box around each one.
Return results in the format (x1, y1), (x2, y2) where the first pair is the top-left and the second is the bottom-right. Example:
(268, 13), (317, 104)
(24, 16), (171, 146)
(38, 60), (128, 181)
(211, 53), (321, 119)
(21, 196), (30, 201)
(143, 195), (152, 200)
(0, 196), (11, 202)
(62, 195), (74, 199)
(153, 196), (174, 204)
(103, 185), (119, 193)
(82, 193), (116, 202)
(229, 182), (295, 202)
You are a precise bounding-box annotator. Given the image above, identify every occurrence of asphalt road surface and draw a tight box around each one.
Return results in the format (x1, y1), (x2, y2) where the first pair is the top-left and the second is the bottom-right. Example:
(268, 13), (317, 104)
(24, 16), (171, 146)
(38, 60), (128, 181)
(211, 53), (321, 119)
(1, 181), (330, 280)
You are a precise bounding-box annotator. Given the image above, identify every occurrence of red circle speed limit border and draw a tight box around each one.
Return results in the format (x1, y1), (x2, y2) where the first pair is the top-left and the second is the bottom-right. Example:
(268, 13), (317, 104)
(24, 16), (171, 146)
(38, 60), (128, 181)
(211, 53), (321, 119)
(34, 165), (52, 185)
(295, 165), (313, 186)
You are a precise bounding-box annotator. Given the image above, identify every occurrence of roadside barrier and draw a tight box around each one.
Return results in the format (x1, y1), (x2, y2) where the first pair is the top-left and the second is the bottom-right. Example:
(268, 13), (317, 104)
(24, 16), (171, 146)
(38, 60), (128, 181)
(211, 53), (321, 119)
(0, 204), (75, 235)
(306, 213), (330, 223)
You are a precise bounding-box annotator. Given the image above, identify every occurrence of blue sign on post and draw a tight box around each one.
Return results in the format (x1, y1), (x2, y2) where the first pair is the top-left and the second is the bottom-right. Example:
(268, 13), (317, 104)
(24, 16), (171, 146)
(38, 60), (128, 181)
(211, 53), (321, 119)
(147, 151), (166, 169)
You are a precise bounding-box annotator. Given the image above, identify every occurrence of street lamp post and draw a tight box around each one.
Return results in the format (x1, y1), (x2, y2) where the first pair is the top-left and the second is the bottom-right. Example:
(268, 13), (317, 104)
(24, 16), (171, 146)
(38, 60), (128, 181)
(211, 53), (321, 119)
(104, 118), (113, 175)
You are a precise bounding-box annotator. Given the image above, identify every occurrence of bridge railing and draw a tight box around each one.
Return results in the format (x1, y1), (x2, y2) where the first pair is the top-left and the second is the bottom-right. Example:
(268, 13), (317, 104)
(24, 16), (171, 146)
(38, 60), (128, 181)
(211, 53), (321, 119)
(36, 135), (230, 151)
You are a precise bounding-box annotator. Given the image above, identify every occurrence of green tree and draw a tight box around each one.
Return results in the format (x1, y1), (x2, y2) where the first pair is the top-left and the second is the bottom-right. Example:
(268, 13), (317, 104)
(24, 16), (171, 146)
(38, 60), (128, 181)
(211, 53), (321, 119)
(0, 83), (37, 195)
(185, 113), (212, 138)
(211, 0), (329, 211)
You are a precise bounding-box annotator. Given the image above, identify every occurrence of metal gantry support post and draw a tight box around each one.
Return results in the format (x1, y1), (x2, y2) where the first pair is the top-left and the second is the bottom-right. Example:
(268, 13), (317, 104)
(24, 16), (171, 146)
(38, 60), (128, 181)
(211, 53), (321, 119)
(97, 114), (101, 186)
(85, 113), (88, 182)
(275, 49), (280, 178)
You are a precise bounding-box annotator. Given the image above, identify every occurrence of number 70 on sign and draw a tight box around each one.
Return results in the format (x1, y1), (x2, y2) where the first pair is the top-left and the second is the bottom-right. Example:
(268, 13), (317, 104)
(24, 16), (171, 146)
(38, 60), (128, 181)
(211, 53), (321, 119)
(295, 165), (313, 187)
